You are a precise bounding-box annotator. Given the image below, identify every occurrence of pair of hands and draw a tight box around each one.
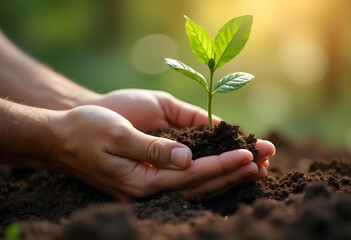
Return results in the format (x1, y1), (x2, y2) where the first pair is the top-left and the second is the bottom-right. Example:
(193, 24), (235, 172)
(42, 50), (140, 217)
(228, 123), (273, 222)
(49, 89), (275, 201)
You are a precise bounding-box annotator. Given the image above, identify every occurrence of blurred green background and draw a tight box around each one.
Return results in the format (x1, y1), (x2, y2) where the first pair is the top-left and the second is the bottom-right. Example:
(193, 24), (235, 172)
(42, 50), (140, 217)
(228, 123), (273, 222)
(1, 0), (351, 151)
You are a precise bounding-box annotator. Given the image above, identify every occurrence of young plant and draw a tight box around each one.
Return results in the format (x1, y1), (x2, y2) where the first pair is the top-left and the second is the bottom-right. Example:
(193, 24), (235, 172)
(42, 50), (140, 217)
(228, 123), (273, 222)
(5, 223), (21, 240)
(165, 15), (254, 129)
(233, 135), (243, 141)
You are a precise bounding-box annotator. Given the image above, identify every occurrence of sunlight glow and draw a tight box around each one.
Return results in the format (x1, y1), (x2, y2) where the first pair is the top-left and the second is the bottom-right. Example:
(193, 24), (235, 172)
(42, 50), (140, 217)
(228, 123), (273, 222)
(277, 37), (329, 86)
(246, 82), (293, 127)
(130, 34), (178, 75)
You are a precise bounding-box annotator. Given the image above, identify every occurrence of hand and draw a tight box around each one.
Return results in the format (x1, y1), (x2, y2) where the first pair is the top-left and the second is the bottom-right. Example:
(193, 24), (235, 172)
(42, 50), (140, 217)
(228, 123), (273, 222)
(88, 89), (220, 132)
(49, 105), (275, 201)
(88, 89), (272, 177)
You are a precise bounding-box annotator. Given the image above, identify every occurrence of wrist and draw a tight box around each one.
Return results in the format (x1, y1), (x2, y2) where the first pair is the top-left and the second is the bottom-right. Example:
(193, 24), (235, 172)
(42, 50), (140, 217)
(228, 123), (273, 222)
(69, 89), (103, 109)
(39, 109), (67, 170)
(28, 69), (103, 110)
(0, 99), (61, 169)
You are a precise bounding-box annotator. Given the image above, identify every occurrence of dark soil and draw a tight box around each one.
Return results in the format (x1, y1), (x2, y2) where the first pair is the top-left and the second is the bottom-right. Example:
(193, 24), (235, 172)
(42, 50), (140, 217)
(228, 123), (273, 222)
(1, 122), (351, 240)
(150, 121), (259, 160)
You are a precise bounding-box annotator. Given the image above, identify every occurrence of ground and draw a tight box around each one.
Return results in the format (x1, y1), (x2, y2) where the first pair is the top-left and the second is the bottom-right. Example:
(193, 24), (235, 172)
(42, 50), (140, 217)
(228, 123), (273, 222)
(0, 123), (350, 240)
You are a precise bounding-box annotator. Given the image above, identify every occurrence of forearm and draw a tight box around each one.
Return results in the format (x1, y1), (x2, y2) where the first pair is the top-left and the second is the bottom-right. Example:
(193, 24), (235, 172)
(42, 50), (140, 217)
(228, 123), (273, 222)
(0, 98), (58, 168)
(0, 30), (100, 110)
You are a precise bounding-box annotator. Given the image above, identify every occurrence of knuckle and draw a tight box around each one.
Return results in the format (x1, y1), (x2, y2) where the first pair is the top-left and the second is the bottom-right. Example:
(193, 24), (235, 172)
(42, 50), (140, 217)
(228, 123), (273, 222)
(158, 91), (176, 105)
(124, 184), (148, 199)
(110, 124), (130, 141)
(117, 176), (151, 199)
(184, 173), (202, 188)
(189, 188), (206, 202)
(130, 189), (147, 199)
(146, 139), (163, 166)
(163, 92), (174, 100)
(156, 90), (173, 99)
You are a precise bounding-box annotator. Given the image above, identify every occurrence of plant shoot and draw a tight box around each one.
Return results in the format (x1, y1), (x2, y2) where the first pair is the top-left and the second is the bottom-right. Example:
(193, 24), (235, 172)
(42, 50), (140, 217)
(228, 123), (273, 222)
(165, 15), (254, 128)
(5, 223), (21, 240)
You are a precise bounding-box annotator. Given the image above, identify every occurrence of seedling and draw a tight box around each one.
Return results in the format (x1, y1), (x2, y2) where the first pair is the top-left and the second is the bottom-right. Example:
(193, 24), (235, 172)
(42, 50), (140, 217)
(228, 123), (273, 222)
(165, 15), (254, 129)
(233, 135), (243, 141)
(5, 223), (21, 240)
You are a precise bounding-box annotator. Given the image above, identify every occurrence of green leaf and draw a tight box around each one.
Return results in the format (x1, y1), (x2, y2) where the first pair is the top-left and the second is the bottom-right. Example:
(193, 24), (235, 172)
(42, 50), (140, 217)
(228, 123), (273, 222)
(214, 72), (254, 93)
(214, 15), (253, 69)
(232, 135), (243, 141)
(165, 58), (208, 91)
(5, 223), (21, 240)
(184, 15), (214, 65)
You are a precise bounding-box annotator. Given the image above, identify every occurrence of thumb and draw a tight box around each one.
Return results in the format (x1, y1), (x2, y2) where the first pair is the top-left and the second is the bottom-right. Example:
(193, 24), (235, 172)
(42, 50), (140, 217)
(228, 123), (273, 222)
(117, 129), (192, 169)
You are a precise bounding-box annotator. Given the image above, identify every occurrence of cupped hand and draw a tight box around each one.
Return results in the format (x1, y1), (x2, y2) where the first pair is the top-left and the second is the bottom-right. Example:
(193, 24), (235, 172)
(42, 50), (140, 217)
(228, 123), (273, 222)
(89, 89), (221, 132)
(90, 89), (273, 176)
(50, 105), (275, 202)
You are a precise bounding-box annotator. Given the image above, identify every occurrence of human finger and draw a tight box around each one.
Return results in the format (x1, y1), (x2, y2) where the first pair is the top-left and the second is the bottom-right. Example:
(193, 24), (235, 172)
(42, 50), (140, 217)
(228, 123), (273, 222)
(200, 163), (268, 200)
(242, 164), (269, 183)
(256, 156), (269, 167)
(180, 161), (258, 201)
(255, 139), (275, 165)
(262, 159), (269, 168)
(152, 149), (254, 190)
(255, 165), (268, 179)
(160, 96), (221, 128)
(107, 127), (192, 170)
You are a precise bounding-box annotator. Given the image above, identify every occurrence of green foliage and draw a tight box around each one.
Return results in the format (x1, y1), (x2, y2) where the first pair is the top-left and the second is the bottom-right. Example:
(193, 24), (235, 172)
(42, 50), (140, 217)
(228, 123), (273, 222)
(214, 15), (253, 69)
(165, 58), (208, 91)
(184, 15), (214, 65)
(5, 223), (21, 240)
(165, 15), (254, 128)
(214, 72), (254, 93)
(233, 135), (243, 141)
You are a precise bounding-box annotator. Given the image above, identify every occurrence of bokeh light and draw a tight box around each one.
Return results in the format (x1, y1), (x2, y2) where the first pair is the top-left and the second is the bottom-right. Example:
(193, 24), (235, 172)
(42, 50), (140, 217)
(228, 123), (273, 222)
(130, 34), (177, 75)
(245, 81), (293, 128)
(278, 37), (328, 86)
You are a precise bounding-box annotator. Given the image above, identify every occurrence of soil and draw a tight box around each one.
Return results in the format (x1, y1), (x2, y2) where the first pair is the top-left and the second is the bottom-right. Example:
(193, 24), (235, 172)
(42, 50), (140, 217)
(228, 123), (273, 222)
(149, 121), (259, 161)
(1, 122), (351, 240)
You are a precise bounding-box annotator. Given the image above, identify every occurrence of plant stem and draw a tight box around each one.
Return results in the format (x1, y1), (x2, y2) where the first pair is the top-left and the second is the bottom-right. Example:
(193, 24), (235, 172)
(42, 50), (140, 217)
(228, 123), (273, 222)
(208, 69), (214, 129)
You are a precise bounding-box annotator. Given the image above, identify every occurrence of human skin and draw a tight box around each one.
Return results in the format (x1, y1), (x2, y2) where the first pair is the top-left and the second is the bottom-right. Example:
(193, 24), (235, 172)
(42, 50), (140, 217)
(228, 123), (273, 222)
(0, 30), (275, 201)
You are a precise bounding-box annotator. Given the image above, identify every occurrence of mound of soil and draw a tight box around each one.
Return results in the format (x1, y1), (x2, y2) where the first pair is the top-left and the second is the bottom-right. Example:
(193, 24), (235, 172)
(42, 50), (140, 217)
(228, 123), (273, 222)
(0, 122), (350, 240)
(150, 121), (259, 161)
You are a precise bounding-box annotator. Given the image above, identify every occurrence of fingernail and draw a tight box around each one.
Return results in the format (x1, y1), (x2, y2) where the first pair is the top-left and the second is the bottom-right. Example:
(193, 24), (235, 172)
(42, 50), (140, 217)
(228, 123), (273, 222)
(171, 148), (189, 168)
